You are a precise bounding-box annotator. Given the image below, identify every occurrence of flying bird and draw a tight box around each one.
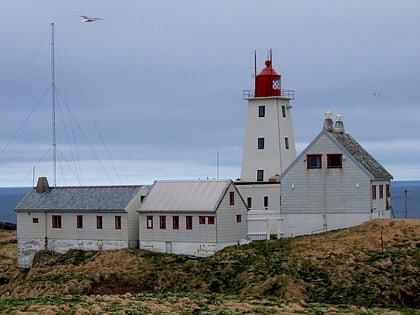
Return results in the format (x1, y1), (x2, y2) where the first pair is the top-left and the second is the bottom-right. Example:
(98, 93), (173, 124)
(79, 15), (104, 22)
(374, 92), (380, 97)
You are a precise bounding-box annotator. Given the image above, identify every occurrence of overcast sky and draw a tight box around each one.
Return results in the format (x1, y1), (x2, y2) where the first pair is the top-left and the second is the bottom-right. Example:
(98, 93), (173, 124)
(1, 1), (419, 187)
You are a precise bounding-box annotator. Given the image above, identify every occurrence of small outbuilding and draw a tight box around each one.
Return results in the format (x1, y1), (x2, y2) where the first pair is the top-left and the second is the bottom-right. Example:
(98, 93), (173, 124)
(138, 179), (248, 256)
(280, 114), (393, 237)
(15, 177), (148, 268)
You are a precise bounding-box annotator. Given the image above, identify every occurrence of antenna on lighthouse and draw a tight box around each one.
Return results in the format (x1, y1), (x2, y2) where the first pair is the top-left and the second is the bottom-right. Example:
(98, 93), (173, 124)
(51, 22), (57, 186)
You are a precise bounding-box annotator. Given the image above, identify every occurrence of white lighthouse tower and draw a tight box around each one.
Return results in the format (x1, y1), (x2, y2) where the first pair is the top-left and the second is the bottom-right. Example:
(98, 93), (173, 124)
(240, 54), (296, 181)
(236, 53), (296, 239)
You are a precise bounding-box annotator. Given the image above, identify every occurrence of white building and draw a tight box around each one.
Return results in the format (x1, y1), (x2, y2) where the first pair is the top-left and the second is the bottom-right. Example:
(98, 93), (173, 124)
(237, 55), (296, 239)
(15, 177), (148, 268)
(279, 114), (393, 237)
(138, 179), (248, 256)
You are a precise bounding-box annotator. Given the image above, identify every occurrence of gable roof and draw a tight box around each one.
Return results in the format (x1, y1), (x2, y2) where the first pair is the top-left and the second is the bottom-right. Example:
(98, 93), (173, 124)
(281, 130), (392, 181)
(328, 131), (393, 180)
(139, 179), (234, 213)
(15, 186), (145, 213)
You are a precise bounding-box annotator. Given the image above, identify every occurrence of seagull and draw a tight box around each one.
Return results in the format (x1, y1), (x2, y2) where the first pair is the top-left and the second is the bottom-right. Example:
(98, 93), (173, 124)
(79, 15), (104, 22)
(374, 92), (380, 97)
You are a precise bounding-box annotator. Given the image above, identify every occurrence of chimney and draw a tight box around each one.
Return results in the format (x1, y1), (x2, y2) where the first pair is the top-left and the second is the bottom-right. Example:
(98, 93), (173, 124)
(323, 111), (334, 132)
(36, 177), (50, 193)
(334, 114), (345, 134)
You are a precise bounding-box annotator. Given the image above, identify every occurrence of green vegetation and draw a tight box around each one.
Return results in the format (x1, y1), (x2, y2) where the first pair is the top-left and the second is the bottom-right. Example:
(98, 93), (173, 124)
(1, 219), (419, 314)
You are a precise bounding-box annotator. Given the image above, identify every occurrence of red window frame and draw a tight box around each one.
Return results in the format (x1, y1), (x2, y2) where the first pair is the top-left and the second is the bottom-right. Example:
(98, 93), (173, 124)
(76, 215), (83, 229)
(96, 216), (103, 229)
(327, 154), (343, 168)
(208, 216), (215, 224)
(307, 154), (322, 169)
(236, 215), (242, 223)
(32, 217), (39, 224)
(379, 185), (384, 199)
(172, 216), (179, 229)
(159, 216), (166, 229)
(52, 215), (62, 228)
(199, 216), (206, 224)
(229, 191), (235, 205)
(186, 216), (193, 230)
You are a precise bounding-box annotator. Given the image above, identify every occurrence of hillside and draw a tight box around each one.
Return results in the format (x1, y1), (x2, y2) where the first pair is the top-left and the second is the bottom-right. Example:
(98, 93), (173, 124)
(0, 219), (419, 314)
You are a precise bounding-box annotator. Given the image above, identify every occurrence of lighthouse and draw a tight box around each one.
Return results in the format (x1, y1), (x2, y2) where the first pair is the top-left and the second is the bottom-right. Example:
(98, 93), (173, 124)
(236, 53), (297, 239)
(240, 54), (296, 182)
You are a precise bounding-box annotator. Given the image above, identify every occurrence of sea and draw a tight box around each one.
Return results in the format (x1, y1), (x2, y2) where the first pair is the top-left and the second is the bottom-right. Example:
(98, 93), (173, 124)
(0, 181), (419, 224)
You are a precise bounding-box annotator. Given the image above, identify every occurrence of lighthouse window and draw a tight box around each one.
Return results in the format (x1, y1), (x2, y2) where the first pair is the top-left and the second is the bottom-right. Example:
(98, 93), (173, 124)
(282, 105), (286, 117)
(307, 154), (322, 169)
(258, 106), (266, 117)
(285, 137), (290, 149)
(258, 137), (265, 149)
(257, 169), (264, 181)
(247, 197), (252, 209)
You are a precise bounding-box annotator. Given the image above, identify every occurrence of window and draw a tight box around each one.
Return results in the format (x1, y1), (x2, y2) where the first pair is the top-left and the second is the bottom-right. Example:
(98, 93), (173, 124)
(327, 154), (342, 168)
(372, 185), (377, 200)
(264, 196), (268, 208)
(199, 216), (206, 224)
(257, 169), (264, 181)
(282, 105), (286, 117)
(52, 215), (62, 228)
(32, 218), (39, 224)
(236, 215), (242, 223)
(147, 216), (153, 229)
(229, 191), (235, 205)
(115, 216), (121, 230)
(96, 216), (103, 229)
(257, 137), (265, 149)
(247, 197), (252, 209)
(258, 105), (265, 117)
(172, 216), (179, 229)
(208, 216), (215, 224)
(386, 184), (390, 210)
(379, 185), (384, 199)
(159, 216), (166, 229)
(77, 215), (83, 229)
(307, 154), (322, 169)
(285, 137), (289, 149)
(186, 216), (193, 230)
(140, 195), (146, 202)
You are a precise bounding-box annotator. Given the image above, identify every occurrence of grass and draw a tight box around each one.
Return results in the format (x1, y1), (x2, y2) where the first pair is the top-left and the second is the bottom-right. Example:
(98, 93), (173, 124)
(1, 219), (420, 313)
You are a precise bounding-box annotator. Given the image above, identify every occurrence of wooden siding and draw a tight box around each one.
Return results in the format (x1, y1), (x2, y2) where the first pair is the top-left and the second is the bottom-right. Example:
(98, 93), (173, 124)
(17, 211), (130, 241)
(215, 187), (248, 242)
(139, 183), (248, 244)
(139, 212), (217, 243)
(281, 134), (374, 214)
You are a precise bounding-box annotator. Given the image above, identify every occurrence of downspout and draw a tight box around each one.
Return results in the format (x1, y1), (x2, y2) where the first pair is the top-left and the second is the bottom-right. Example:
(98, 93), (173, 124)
(44, 211), (48, 250)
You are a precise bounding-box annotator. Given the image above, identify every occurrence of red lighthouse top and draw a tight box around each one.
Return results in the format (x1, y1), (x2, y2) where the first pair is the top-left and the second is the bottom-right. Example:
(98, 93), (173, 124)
(254, 59), (281, 97)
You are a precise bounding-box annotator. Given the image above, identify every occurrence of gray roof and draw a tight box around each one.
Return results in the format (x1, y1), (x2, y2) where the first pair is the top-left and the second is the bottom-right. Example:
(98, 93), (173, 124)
(139, 179), (233, 213)
(328, 131), (393, 180)
(15, 186), (145, 212)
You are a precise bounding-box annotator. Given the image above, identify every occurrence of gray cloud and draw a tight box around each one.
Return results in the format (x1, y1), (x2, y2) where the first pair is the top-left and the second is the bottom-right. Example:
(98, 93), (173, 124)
(1, 0), (420, 186)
